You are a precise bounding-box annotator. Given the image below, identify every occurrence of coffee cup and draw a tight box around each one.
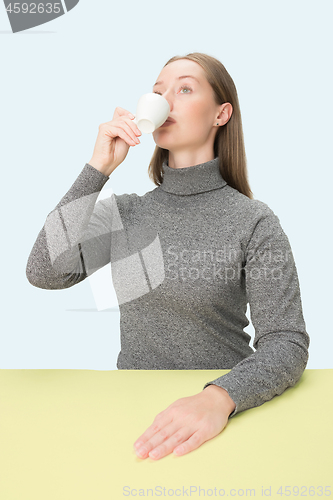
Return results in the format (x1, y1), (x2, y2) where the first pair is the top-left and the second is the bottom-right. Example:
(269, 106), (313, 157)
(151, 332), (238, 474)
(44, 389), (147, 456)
(133, 93), (170, 133)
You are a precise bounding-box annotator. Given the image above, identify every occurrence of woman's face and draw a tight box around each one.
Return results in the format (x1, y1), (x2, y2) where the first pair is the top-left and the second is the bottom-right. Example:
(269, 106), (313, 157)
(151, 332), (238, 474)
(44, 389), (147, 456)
(152, 59), (228, 157)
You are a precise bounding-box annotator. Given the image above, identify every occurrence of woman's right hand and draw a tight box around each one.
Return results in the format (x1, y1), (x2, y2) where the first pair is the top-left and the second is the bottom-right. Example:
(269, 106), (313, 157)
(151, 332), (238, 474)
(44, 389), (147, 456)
(88, 107), (142, 177)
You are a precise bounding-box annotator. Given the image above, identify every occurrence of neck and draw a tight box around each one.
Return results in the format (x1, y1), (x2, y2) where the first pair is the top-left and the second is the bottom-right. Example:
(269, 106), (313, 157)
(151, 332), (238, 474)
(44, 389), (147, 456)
(160, 157), (227, 196)
(168, 147), (215, 170)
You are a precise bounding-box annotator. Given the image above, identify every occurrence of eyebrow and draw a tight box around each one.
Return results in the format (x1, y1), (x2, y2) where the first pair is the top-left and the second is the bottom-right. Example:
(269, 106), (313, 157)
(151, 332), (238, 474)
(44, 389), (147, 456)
(153, 75), (199, 87)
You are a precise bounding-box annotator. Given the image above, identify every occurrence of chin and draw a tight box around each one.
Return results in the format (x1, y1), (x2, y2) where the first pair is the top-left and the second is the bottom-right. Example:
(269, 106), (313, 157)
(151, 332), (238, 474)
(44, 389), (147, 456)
(153, 131), (177, 151)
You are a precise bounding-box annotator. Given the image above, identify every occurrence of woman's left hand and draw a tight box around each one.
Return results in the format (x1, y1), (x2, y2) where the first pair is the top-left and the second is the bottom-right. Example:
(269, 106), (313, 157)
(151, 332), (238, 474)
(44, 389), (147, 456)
(133, 385), (236, 460)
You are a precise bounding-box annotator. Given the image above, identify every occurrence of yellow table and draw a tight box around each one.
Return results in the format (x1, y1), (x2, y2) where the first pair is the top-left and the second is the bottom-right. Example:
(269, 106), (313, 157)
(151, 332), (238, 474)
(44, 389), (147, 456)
(0, 369), (332, 499)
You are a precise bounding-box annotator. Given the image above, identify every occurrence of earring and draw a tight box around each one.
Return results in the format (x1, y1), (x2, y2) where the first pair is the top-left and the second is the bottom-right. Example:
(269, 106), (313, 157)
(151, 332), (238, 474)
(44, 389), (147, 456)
(216, 123), (219, 126)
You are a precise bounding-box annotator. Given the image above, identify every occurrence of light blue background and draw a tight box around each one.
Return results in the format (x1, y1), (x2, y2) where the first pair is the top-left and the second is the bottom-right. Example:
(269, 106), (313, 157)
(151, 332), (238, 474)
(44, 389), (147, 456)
(0, 0), (332, 369)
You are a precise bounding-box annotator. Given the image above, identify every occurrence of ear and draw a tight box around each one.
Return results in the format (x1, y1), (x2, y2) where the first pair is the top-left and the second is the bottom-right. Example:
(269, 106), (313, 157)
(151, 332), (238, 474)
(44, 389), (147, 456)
(216, 103), (233, 126)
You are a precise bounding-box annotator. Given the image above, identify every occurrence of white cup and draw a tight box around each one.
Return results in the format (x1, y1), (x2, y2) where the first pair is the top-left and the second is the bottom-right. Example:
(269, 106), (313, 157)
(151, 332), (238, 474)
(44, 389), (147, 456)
(133, 93), (170, 134)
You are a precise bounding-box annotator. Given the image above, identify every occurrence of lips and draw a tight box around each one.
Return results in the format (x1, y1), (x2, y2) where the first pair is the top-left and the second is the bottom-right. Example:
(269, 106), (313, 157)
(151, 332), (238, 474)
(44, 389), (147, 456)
(160, 117), (176, 127)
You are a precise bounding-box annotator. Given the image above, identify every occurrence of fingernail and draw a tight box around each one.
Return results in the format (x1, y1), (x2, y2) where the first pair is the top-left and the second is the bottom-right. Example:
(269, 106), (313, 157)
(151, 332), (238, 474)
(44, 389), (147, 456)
(174, 446), (183, 455)
(136, 447), (147, 457)
(150, 450), (159, 458)
(134, 441), (142, 449)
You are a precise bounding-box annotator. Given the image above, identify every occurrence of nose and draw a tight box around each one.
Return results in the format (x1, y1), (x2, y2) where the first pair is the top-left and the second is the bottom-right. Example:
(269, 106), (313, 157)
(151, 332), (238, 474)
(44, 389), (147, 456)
(161, 90), (174, 112)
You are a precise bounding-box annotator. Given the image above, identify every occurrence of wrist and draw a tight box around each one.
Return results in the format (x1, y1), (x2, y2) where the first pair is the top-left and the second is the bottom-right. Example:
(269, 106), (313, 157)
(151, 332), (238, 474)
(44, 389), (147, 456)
(203, 384), (236, 415)
(88, 158), (112, 177)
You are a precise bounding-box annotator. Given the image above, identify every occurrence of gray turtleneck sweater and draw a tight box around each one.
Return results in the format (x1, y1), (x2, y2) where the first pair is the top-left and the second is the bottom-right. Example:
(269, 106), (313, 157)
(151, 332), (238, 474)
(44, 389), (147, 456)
(26, 158), (310, 417)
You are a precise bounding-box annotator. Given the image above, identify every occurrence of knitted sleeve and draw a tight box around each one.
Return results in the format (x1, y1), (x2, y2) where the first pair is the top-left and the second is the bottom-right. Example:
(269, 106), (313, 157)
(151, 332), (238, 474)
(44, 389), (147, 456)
(26, 163), (112, 289)
(203, 205), (310, 417)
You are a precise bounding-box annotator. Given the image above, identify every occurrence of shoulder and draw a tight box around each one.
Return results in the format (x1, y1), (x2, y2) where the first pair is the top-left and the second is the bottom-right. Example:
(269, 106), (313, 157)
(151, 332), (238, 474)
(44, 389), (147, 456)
(111, 188), (155, 218)
(224, 184), (279, 225)
(222, 185), (290, 253)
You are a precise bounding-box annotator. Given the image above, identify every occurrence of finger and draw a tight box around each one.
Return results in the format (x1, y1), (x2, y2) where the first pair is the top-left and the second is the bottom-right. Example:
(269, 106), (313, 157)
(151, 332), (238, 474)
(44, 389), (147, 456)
(104, 118), (140, 144)
(121, 118), (141, 143)
(173, 431), (207, 457)
(135, 421), (184, 459)
(147, 426), (195, 460)
(113, 106), (133, 119)
(133, 412), (173, 451)
(104, 125), (138, 147)
(109, 112), (141, 138)
(127, 118), (142, 137)
(116, 129), (138, 147)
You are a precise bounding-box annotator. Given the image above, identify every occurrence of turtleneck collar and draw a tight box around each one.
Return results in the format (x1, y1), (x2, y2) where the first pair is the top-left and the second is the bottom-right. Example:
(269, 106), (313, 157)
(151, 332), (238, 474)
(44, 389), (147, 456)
(160, 157), (227, 196)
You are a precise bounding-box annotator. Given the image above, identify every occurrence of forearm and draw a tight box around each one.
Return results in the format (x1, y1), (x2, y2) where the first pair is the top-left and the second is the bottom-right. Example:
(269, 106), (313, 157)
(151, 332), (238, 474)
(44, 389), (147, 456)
(210, 204), (311, 418)
(26, 163), (110, 289)
(204, 331), (309, 417)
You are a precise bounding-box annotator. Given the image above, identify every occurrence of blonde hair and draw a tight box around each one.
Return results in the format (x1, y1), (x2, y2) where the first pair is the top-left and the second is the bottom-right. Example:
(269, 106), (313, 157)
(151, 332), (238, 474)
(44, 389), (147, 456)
(148, 52), (253, 199)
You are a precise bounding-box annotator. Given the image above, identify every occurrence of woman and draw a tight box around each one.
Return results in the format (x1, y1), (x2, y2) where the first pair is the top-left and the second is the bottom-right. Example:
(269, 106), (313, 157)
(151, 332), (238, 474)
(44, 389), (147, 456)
(26, 53), (310, 461)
